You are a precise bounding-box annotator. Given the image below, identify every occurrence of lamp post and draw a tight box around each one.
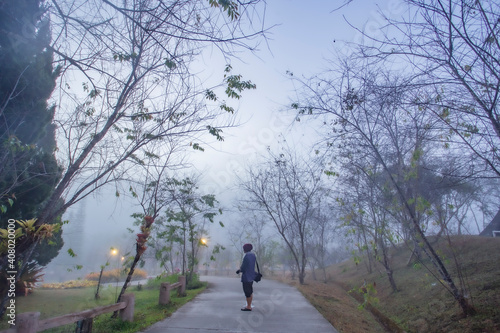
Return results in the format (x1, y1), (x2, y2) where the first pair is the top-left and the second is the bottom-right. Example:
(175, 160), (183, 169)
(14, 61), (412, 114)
(199, 237), (208, 276)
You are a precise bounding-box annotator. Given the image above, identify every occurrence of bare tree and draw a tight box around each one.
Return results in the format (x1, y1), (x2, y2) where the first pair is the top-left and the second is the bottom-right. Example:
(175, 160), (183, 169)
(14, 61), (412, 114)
(240, 147), (324, 284)
(113, 148), (178, 312)
(355, 0), (500, 178)
(335, 170), (376, 275)
(334, 163), (401, 292)
(39, 0), (265, 228)
(291, 59), (476, 315)
(306, 200), (336, 282)
(229, 210), (280, 276)
(0, 0), (268, 316)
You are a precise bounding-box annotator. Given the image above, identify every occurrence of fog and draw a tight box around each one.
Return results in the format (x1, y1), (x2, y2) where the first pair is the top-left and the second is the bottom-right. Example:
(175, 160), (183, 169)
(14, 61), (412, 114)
(44, 190), (137, 282)
(42, 0), (404, 282)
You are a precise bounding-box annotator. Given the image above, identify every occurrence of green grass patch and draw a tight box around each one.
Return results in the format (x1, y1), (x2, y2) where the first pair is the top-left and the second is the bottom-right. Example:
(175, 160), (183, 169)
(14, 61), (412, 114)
(0, 277), (207, 332)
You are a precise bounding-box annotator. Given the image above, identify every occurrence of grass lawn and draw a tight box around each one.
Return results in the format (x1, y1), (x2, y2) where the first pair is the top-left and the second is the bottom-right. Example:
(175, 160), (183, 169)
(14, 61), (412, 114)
(0, 276), (207, 333)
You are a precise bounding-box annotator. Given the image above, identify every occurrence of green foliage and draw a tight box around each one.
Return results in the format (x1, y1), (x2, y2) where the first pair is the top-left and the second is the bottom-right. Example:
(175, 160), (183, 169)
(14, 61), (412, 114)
(201, 64), (256, 145)
(0, 197), (14, 214)
(186, 272), (204, 290)
(148, 177), (222, 279)
(352, 254), (361, 266)
(208, 0), (240, 20)
(66, 264), (83, 273)
(0, 262), (44, 297)
(205, 89), (217, 101)
(164, 58), (177, 69)
(145, 273), (178, 289)
(223, 64), (256, 99)
(210, 244), (226, 261)
(324, 170), (339, 177)
(207, 125), (224, 141)
(33, 223), (64, 266)
(0, 219), (61, 258)
(220, 103), (235, 113)
(131, 101), (153, 122)
(191, 142), (205, 151)
(82, 82), (101, 99)
(349, 282), (379, 310)
(291, 102), (314, 117)
(113, 52), (137, 62)
(67, 248), (77, 258)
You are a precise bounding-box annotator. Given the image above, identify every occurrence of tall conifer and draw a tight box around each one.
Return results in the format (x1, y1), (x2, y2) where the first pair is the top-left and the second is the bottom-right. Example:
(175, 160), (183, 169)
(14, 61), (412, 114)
(0, 0), (63, 262)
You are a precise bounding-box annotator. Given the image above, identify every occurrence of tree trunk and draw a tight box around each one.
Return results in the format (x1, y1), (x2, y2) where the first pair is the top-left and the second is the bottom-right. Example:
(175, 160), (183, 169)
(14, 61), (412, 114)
(414, 228), (475, 316)
(95, 267), (105, 300)
(112, 245), (141, 318)
(360, 227), (373, 274)
(379, 240), (398, 292)
(372, 145), (475, 316)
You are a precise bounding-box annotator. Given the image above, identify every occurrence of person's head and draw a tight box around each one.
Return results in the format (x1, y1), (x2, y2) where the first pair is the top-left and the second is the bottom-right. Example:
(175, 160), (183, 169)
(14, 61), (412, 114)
(243, 243), (253, 253)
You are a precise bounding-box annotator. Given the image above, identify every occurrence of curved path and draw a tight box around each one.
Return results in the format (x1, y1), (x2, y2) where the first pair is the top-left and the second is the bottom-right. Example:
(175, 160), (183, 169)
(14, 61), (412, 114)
(141, 276), (338, 333)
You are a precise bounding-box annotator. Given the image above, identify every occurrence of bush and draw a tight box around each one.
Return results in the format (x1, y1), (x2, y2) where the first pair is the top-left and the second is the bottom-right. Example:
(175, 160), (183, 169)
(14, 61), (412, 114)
(14, 263), (44, 296)
(187, 273), (204, 290)
(144, 273), (179, 289)
(144, 272), (204, 290)
(41, 280), (97, 289)
(85, 268), (148, 283)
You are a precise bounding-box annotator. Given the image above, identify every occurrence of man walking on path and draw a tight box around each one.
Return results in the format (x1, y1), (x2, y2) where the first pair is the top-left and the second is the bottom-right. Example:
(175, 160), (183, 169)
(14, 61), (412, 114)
(236, 243), (256, 311)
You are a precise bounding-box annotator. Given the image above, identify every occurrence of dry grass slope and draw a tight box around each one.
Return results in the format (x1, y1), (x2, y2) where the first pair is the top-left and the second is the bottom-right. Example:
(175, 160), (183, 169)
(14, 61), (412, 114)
(281, 235), (500, 333)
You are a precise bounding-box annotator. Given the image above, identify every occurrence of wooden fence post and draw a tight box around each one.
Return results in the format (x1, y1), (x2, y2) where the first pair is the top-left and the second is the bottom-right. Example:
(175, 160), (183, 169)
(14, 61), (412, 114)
(159, 282), (170, 305)
(119, 293), (135, 322)
(17, 312), (40, 333)
(75, 318), (93, 333)
(178, 275), (186, 297)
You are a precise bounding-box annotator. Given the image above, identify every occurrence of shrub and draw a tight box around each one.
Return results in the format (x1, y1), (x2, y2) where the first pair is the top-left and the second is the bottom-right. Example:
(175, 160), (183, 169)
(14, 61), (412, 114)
(0, 263), (44, 296)
(187, 273), (204, 290)
(16, 263), (44, 296)
(143, 272), (204, 290)
(144, 273), (178, 289)
(41, 280), (97, 289)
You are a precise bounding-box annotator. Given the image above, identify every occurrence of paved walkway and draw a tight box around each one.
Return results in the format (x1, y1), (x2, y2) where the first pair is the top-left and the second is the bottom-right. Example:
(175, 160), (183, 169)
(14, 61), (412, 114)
(141, 276), (338, 333)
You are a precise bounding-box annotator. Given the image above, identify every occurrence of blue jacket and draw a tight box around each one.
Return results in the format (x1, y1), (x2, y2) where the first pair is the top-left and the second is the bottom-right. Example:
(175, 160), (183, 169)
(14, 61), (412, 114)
(240, 251), (256, 283)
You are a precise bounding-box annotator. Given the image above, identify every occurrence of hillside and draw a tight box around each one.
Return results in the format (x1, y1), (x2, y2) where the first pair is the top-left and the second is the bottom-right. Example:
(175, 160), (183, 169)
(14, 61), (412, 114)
(280, 235), (500, 333)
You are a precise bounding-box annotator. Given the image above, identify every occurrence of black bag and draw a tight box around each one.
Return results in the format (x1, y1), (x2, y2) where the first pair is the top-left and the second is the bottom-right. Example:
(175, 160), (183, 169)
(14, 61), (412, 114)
(254, 259), (262, 282)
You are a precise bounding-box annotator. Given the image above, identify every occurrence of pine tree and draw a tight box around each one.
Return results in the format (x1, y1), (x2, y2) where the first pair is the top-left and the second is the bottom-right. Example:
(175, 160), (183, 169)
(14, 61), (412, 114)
(0, 0), (63, 262)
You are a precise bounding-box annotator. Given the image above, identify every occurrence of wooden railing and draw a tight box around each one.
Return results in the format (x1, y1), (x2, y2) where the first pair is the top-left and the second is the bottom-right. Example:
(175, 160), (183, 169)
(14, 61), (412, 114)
(159, 275), (186, 305)
(2, 275), (187, 333)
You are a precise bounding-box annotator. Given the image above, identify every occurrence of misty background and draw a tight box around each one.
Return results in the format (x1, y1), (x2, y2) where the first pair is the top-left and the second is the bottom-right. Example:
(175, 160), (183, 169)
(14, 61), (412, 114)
(41, 0), (495, 282)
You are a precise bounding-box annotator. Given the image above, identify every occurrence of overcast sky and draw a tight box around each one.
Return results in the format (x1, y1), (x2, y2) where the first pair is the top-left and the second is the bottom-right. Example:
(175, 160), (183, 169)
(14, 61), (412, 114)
(45, 0), (408, 280)
(190, 0), (406, 190)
